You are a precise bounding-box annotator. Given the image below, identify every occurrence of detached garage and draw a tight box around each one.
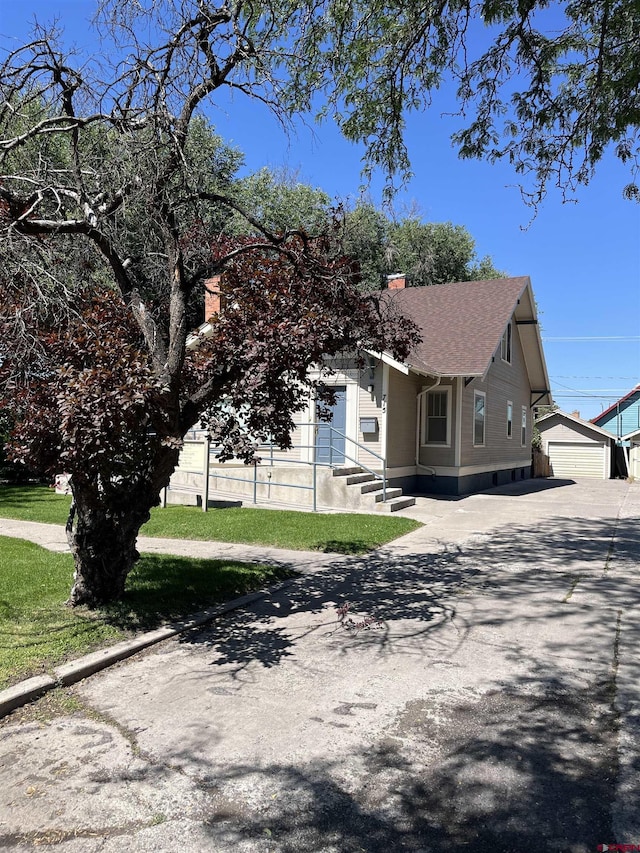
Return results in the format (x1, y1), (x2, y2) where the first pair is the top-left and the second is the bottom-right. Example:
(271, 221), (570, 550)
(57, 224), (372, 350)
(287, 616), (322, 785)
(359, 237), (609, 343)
(536, 411), (614, 480)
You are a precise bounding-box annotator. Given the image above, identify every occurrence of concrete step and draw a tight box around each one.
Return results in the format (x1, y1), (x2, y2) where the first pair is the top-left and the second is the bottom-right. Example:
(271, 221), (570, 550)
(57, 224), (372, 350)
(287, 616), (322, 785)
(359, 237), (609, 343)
(360, 480), (385, 494)
(386, 496), (416, 511)
(332, 466), (362, 477)
(374, 487), (403, 502)
(345, 473), (376, 486)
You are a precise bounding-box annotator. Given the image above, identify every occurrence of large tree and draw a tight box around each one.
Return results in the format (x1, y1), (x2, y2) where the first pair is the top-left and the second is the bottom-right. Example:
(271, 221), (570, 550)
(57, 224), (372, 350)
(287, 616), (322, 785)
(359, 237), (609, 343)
(1, 0), (637, 604)
(2, 242), (412, 606)
(340, 202), (504, 289)
(307, 0), (639, 204)
(0, 6), (417, 607)
(225, 182), (505, 287)
(229, 167), (332, 237)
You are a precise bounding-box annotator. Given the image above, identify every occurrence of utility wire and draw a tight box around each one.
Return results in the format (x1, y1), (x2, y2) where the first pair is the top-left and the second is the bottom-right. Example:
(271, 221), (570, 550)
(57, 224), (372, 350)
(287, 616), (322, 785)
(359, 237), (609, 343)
(543, 336), (640, 342)
(551, 375), (639, 381)
(551, 380), (625, 402)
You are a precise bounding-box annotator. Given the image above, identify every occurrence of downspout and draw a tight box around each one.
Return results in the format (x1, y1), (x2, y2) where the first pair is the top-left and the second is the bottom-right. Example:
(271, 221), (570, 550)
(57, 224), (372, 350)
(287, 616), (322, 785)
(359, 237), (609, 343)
(416, 377), (441, 476)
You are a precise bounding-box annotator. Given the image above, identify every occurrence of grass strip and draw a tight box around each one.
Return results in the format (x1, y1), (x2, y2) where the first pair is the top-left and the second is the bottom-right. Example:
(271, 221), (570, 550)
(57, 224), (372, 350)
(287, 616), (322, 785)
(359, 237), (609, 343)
(0, 485), (71, 525)
(142, 504), (419, 552)
(0, 485), (421, 553)
(0, 535), (291, 690)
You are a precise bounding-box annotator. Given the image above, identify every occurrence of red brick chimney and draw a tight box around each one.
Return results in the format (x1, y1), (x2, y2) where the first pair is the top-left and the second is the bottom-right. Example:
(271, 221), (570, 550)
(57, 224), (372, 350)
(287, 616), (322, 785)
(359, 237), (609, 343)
(387, 273), (406, 289)
(204, 274), (223, 320)
(571, 409), (581, 419)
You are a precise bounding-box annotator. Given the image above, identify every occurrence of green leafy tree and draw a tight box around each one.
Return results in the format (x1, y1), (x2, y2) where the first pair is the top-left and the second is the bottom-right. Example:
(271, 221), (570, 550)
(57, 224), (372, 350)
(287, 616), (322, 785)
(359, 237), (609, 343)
(342, 202), (390, 290)
(1, 0), (636, 604)
(341, 204), (504, 289)
(304, 0), (640, 204)
(229, 167), (331, 236)
(387, 219), (504, 286)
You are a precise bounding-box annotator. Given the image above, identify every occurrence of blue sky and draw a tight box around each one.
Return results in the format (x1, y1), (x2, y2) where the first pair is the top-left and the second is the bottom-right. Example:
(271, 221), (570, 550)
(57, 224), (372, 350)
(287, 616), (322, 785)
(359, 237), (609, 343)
(2, 1), (639, 420)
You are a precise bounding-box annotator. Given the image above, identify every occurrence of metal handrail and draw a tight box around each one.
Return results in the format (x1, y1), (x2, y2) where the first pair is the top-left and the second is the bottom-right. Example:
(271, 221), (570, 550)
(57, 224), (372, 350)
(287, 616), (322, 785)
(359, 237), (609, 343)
(205, 422), (388, 508)
(305, 423), (387, 502)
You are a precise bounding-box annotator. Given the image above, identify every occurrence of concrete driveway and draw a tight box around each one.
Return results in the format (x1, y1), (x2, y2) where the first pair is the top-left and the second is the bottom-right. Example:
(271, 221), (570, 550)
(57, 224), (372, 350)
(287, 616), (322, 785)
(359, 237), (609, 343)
(1, 479), (639, 852)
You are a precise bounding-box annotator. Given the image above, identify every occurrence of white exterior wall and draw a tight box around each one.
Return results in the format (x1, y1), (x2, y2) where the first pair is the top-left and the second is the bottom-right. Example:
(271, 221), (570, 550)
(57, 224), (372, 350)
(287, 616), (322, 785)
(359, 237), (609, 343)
(289, 360), (387, 470)
(356, 369), (385, 470)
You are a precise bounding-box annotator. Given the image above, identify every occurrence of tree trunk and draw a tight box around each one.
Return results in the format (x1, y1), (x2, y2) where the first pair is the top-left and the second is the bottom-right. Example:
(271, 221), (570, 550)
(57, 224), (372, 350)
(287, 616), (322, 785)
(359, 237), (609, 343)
(66, 482), (156, 607)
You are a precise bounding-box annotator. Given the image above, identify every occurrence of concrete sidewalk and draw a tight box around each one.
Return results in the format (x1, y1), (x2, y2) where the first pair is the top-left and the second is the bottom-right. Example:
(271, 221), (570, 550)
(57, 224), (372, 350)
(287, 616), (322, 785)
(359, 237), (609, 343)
(1, 478), (639, 851)
(0, 515), (348, 568)
(0, 519), (349, 717)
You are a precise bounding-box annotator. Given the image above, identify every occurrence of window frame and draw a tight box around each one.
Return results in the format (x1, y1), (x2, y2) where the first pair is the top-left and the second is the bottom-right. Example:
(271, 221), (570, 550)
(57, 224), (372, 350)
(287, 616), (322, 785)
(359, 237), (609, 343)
(521, 405), (527, 446)
(506, 400), (513, 439)
(422, 386), (451, 447)
(473, 390), (486, 447)
(500, 322), (512, 364)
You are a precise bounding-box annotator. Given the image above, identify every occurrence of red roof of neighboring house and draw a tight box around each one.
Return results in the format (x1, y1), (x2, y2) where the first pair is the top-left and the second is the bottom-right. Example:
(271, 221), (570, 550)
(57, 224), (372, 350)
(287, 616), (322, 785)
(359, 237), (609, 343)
(591, 385), (640, 424)
(384, 277), (531, 376)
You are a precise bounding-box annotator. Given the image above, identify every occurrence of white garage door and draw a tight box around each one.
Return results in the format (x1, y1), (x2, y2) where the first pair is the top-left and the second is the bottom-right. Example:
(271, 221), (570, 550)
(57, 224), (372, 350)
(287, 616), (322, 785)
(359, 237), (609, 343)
(547, 441), (607, 479)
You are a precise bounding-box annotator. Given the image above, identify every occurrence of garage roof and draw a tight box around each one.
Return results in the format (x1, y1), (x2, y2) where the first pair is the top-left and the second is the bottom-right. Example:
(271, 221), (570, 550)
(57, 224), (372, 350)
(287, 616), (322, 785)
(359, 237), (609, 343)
(537, 410), (614, 441)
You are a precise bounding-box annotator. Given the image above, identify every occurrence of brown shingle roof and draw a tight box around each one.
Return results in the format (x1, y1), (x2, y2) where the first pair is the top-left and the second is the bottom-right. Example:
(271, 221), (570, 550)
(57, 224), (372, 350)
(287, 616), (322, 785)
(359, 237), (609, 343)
(385, 277), (530, 376)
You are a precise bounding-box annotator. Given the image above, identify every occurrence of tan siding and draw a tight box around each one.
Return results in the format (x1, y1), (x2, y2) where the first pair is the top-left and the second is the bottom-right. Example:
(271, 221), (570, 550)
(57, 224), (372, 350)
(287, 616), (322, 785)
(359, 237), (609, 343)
(386, 370), (422, 468)
(278, 424), (302, 462)
(539, 418), (606, 444)
(461, 320), (532, 468)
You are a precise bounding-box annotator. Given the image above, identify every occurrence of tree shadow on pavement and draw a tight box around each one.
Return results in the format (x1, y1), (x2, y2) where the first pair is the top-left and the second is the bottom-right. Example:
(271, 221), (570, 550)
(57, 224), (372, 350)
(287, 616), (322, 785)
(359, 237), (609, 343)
(5, 510), (633, 852)
(156, 668), (617, 852)
(177, 513), (639, 680)
(150, 511), (636, 851)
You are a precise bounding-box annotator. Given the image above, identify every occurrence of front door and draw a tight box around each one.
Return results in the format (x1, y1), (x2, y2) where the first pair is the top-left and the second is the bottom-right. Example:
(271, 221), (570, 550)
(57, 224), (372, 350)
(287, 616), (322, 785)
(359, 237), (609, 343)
(316, 386), (347, 465)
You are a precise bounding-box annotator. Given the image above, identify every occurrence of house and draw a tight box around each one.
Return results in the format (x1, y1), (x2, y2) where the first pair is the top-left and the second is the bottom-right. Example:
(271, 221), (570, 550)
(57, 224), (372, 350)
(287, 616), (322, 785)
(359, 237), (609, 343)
(303, 274), (552, 497)
(535, 410), (615, 479)
(175, 273), (551, 507)
(590, 386), (640, 478)
(591, 385), (640, 441)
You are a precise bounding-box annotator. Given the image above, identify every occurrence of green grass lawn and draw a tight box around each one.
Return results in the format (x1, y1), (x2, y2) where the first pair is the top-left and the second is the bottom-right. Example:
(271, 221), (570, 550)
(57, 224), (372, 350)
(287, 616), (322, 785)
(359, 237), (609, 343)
(0, 485), (420, 690)
(0, 535), (291, 690)
(143, 505), (420, 552)
(0, 484), (71, 525)
(0, 485), (421, 553)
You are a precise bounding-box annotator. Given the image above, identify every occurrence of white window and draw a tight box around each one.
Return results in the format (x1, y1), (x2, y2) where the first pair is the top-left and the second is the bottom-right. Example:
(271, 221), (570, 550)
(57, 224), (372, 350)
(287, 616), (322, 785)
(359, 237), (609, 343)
(474, 391), (486, 446)
(521, 406), (527, 446)
(424, 388), (450, 445)
(507, 401), (513, 438)
(501, 322), (512, 363)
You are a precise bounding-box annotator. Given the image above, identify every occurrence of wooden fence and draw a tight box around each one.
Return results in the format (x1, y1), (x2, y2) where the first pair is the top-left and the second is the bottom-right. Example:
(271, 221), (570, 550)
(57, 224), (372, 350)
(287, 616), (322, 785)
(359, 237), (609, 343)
(532, 448), (551, 478)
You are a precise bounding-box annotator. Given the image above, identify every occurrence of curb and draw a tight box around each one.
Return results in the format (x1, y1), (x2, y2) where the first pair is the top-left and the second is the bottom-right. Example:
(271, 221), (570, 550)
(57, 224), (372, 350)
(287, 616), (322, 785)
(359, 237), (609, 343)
(0, 582), (296, 719)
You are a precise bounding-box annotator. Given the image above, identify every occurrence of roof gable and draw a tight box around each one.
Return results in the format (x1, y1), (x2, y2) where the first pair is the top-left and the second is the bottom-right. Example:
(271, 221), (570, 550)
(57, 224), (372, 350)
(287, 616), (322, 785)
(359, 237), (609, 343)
(536, 409), (614, 441)
(385, 277), (528, 375)
(591, 386), (640, 425)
